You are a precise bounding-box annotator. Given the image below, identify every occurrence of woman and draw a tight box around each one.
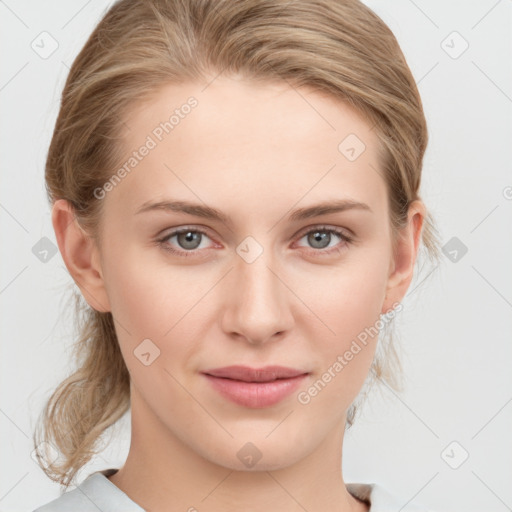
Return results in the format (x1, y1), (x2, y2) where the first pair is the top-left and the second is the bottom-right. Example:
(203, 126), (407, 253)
(32, 0), (440, 510)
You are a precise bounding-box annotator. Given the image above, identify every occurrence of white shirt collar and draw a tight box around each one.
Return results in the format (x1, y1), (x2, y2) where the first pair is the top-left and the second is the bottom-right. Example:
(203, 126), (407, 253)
(34, 468), (432, 511)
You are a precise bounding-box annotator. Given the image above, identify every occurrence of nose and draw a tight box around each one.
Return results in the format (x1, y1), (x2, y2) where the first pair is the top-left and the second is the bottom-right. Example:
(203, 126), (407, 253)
(220, 246), (294, 346)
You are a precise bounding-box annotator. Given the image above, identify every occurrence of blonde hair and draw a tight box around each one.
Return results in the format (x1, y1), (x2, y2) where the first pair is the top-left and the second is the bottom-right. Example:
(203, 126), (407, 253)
(33, 0), (441, 490)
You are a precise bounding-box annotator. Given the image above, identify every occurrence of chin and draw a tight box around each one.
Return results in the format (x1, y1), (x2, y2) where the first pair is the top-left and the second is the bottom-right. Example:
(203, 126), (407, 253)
(198, 437), (309, 472)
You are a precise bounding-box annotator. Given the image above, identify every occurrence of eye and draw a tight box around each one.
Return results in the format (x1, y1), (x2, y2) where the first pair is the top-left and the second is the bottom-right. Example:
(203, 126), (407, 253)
(295, 225), (353, 256)
(157, 227), (215, 257)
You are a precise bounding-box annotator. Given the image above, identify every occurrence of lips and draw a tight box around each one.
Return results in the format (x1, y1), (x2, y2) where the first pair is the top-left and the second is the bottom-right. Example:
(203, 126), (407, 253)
(202, 365), (310, 408)
(203, 365), (308, 382)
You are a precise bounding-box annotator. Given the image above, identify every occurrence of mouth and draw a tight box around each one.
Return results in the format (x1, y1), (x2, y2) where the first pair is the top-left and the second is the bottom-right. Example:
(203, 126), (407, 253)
(203, 365), (309, 382)
(201, 365), (310, 408)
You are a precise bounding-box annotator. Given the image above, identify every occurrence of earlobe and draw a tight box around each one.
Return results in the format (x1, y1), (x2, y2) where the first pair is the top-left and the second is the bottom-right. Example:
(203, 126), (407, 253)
(381, 201), (425, 314)
(52, 199), (111, 313)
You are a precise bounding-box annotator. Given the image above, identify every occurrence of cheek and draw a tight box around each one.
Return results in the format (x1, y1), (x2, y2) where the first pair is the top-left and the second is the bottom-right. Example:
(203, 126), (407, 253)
(301, 251), (389, 390)
(101, 247), (213, 370)
(102, 241), (204, 332)
(309, 251), (388, 337)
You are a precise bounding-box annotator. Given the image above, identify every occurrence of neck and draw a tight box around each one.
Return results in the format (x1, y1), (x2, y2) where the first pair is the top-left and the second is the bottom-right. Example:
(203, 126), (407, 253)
(108, 388), (368, 512)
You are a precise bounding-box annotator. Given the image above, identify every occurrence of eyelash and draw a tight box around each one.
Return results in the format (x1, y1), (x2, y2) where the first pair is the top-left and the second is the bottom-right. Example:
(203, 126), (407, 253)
(157, 225), (354, 258)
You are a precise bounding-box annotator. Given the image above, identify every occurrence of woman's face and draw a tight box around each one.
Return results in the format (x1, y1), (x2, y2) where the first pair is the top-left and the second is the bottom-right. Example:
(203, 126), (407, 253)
(78, 75), (421, 470)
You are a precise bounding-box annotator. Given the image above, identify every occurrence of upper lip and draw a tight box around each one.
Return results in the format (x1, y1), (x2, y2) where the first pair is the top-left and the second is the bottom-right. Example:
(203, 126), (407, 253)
(203, 365), (309, 382)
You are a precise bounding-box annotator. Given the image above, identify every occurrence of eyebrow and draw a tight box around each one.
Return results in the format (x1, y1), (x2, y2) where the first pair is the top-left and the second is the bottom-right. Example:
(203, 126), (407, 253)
(135, 198), (372, 224)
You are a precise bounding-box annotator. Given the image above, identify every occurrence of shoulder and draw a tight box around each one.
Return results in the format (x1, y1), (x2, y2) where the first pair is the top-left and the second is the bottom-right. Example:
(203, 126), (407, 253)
(32, 485), (96, 512)
(347, 482), (435, 512)
(32, 469), (145, 512)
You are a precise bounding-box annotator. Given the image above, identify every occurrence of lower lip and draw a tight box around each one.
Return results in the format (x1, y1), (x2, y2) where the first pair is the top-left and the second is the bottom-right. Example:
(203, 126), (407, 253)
(203, 373), (308, 408)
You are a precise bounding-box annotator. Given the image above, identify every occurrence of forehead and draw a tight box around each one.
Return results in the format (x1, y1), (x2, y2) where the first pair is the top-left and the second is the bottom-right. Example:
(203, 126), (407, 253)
(104, 75), (388, 221)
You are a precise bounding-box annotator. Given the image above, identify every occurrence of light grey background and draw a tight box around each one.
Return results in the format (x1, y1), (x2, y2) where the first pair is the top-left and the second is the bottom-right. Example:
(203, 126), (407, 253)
(1, 1), (511, 511)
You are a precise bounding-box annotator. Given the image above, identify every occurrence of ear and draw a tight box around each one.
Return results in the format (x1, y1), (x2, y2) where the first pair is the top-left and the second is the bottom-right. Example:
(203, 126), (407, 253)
(52, 199), (111, 313)
(381, 200), (425, 314)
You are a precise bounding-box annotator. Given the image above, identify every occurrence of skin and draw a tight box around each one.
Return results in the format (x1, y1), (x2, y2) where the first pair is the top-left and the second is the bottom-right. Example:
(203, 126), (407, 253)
(52, 74), (424, 512)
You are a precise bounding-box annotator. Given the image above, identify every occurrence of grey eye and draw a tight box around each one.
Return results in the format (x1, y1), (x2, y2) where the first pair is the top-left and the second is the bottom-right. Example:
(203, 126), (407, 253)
(307, 231), (332, 249)
(176, 231), (203, 250)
